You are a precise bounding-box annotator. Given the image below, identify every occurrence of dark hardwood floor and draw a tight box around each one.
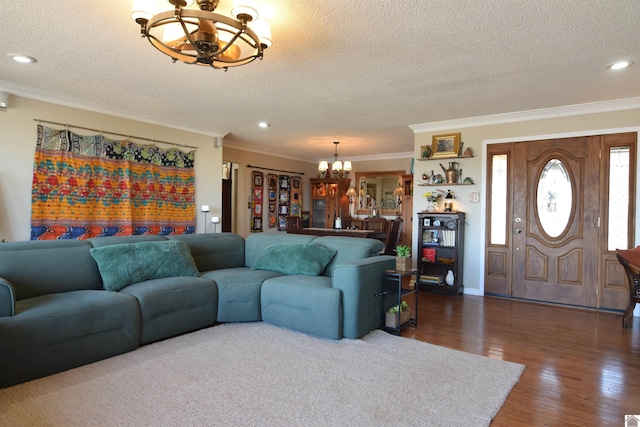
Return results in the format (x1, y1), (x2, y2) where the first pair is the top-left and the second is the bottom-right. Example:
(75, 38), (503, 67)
(402, 293), (640, 426)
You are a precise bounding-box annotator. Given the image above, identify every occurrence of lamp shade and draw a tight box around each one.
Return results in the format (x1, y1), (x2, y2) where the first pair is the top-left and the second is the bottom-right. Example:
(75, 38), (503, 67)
(318, 161), (329, 172)
(231, 5), (258, 21)
(250, 19), (272, 47)
(345, 186), (358, 197)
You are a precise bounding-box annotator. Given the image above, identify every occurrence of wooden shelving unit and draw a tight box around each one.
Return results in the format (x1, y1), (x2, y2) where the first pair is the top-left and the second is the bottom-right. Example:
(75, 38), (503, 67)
(417, 212), (465, 296)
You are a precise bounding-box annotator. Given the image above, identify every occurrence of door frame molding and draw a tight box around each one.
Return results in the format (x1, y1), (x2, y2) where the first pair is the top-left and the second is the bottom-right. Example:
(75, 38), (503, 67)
(479, 126), (640, 300)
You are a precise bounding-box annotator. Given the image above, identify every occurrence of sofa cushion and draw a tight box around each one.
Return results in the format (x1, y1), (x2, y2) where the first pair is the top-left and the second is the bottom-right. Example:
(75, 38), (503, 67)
(166, 234), (245, 271)
(261, 276), (342, 340)
(120, 276), (217, 345)
(90, 240), (200, 291)
(312, 236), (384, 276)
(0, 290), (140, 388)
(202, 267), (281, 323)
(251, 243), (337, 276)
(244, 233), (317, 267)
(0, 240), (102, 300)
(87, 235), (167, 248)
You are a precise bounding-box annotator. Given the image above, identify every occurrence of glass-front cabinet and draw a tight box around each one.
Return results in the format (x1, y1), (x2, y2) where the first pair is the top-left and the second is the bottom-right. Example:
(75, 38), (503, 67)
(311, 199), (327, 228)
(309, 178), (351, 229)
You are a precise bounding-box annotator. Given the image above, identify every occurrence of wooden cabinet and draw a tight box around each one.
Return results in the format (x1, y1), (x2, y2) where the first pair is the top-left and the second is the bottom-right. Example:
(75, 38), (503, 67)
(399, 174), (413, 248)
(309, 178), (351, 228)
(417, 212), (464, 296)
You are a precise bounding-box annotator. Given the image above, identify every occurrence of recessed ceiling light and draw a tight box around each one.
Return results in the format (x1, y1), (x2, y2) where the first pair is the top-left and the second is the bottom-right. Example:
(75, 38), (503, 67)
(11, 54), (37, 64)
(258, 122), (269, 128)
(608, 60), (631, 70)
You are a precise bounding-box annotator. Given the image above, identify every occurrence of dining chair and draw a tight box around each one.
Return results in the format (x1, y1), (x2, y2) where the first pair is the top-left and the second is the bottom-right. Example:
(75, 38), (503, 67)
(383, 218), (403, 255)
(615, 247), (640, 329)
(286, 216), (302, 231)
(364, 218), (390, 244)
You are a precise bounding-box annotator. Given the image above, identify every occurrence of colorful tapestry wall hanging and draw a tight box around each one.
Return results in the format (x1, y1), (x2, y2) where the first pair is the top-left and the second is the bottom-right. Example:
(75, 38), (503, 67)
(290, 176), (302, 218)
(267, 173), (277, 228)
(31, 125), (196, 240)
(251, 171), (264, 232)
(277, 175), (290, 231)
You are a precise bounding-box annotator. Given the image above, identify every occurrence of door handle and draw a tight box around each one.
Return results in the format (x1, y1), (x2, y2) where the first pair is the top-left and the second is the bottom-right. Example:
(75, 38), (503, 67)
(515, 228), (522, 234)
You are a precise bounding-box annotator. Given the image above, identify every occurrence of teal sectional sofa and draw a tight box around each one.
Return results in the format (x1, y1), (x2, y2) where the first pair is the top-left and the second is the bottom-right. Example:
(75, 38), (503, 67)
(0, 232), (394, 388)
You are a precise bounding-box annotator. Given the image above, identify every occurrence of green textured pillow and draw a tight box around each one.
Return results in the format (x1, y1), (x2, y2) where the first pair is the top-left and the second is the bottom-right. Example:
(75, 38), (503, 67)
(90, 240), (200, 291)
(251, 243), (337, 276)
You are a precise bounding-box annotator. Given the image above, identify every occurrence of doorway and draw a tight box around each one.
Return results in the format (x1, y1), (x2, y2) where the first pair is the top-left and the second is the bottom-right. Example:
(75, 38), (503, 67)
(484, 132), (636, 310)
(221, 161), (235, 233)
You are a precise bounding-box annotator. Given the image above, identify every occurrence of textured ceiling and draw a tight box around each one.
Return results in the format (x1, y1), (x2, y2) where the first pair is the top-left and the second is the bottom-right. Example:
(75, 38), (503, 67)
(1, 0), (639, 162)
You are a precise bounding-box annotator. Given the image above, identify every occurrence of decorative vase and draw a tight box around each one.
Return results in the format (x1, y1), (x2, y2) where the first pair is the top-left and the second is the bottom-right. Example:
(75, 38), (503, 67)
(396, 257), (412, 272)
(445, 270), (455, 286)
(440, 162), (459, 184)
(385, 310), (411, 328)
(425, 201), (437, 212)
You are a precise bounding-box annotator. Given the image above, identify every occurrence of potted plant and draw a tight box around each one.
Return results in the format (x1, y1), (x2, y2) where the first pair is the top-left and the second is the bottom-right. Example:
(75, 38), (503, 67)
(385, 300), (410, 328)
(395, 245), (412, 271)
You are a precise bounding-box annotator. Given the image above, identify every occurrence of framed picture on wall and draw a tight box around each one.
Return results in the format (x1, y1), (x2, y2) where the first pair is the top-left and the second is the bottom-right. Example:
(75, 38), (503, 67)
(431, 133), (461, 158)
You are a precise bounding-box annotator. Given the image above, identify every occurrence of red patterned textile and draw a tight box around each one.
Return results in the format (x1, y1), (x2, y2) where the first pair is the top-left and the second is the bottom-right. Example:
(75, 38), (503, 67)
(31, 125), (196, 239)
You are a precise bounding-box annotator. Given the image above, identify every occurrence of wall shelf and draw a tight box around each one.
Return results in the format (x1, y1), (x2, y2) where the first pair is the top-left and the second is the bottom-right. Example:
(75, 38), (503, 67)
(416, 155), (473, 161)
(416, 182), (474, 187)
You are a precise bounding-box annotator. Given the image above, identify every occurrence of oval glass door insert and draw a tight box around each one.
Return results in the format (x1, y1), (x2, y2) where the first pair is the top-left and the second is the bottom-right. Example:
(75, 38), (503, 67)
(537, 159), (572, 238)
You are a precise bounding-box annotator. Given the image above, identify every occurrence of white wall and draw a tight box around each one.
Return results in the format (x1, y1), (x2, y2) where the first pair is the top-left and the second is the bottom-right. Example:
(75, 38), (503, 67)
(0, 96), (222, 241)
(412, 103), (640, 296)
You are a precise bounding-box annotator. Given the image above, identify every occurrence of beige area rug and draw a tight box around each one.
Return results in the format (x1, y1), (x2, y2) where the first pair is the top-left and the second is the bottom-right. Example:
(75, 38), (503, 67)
(0, 323), (524, 426)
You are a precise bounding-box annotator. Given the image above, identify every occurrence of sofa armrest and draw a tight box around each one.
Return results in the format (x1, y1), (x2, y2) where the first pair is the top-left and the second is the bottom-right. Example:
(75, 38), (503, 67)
(0, 277), (16, 317)
(331, 255), (395, 339)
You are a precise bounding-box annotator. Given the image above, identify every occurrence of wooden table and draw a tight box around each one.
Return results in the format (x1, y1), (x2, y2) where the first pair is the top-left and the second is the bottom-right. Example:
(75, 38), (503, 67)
(287, 228), (386, 239)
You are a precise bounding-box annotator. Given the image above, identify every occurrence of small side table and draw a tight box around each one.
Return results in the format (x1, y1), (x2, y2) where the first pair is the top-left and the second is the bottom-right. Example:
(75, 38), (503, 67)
(377, 269), (419, 335)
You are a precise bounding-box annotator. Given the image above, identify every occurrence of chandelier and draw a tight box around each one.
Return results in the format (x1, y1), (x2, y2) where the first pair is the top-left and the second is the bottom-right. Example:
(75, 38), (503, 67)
(318, 141), (352, 181)
(131, 0), (272, 70)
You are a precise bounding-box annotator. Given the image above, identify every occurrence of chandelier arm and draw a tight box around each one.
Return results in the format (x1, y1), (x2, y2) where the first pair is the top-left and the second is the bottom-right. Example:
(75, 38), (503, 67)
(171, 5), (206, 58)
(178, 17), (209, 59)
(216, 31), (242, 57)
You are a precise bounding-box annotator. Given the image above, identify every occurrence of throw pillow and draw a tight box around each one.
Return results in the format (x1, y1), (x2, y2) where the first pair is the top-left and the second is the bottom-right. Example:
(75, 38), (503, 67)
(251, 243), (337, 276)
(90, 240), (200, 291)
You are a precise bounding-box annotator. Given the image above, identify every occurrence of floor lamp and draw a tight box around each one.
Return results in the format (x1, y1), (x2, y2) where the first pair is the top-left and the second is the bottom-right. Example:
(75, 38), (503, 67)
(201, 205), (210, 233)
(211, 216), (220, 233)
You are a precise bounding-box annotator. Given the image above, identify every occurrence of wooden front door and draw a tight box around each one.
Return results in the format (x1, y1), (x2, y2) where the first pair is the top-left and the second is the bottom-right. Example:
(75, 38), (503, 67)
(485, 133), (636, 309)
(511, 136), (600, 306)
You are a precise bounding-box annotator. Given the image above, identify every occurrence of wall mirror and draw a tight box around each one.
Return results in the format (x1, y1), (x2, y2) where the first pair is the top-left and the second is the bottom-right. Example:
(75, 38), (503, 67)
(355, 171), (404, 216)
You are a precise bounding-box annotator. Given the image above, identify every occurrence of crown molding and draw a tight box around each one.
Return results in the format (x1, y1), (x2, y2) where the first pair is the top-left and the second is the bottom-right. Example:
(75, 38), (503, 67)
(226, 138), (414, 164)
(318, 151), (414, 163)
(409, 97), (640, 134)
(0, 80), (227, 138)
(223, 140), (320, 164)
